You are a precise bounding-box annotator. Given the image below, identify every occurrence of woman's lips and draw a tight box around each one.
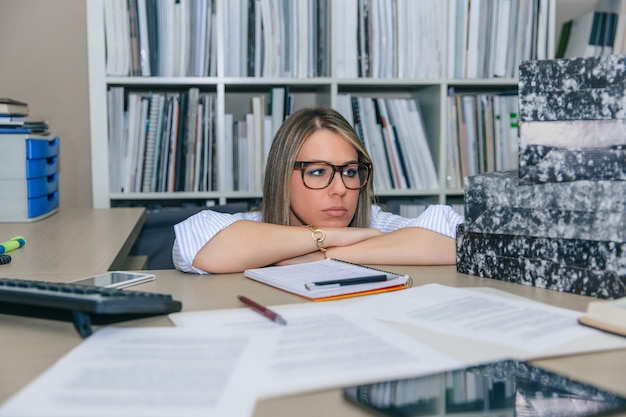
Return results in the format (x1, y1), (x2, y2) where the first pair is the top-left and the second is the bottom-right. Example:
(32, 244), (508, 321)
(323, 207), (348, 217)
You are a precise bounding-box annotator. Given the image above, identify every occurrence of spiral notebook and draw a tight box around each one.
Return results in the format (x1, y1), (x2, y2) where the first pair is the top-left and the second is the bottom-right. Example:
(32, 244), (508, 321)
(243, 258), (412, 301)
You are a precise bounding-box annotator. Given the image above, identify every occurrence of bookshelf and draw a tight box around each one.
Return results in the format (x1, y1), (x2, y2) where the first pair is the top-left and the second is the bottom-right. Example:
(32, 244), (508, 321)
(86, 0), (558, 210)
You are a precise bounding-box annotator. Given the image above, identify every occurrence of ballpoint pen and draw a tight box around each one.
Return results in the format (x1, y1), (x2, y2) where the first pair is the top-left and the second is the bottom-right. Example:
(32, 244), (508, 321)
(237, 294), (287, 325)
(0, 236), (26, 254)
(305, 274), (392, 290)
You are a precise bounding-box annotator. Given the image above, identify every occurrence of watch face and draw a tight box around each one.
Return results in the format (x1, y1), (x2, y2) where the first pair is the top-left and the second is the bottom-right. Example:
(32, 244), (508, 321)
(344, 359), (626, 417)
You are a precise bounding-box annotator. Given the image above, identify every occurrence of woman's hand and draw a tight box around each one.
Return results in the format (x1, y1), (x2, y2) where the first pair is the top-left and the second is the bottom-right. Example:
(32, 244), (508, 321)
(322, 226), (383, 247)
(275, 227), (383, 266)
(274, 251), (325, 266)
(328, 227), (457, 266)
(194, 222), (381, 273)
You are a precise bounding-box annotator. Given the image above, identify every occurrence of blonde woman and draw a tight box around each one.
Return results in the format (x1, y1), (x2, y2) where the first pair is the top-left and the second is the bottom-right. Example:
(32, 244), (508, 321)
(174, 107), (462, 274)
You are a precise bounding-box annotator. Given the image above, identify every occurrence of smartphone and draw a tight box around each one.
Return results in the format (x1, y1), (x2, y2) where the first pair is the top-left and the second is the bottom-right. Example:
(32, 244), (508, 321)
(69, 271), (155, 289)
(344, 359), (626, 417)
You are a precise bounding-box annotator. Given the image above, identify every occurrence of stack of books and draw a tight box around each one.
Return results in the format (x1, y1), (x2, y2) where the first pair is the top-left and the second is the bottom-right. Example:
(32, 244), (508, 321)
(0, 98), (28, 133)
(0, 98), (49, 135)
(456, 55), (626, 300)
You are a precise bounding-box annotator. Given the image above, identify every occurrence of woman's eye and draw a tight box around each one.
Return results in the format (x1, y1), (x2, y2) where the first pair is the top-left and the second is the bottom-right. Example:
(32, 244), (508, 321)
(343, 168), (358, 178)
(306, 167), (328, 177)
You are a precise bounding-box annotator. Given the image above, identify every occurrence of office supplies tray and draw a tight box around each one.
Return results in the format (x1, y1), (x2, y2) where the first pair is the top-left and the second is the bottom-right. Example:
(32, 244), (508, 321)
(0, 277), (182, 337)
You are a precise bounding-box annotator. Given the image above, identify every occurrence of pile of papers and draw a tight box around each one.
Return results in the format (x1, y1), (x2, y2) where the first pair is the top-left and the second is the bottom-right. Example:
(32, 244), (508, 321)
(2, 284), (625, 417)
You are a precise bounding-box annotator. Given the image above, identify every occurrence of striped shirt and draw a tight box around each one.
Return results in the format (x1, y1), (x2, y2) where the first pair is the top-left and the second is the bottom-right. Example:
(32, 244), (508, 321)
(173, 204), (464, 274)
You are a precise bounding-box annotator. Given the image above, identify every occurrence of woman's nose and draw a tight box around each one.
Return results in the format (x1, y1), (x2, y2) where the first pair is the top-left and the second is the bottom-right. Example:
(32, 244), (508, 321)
(327, 171), (347, 194)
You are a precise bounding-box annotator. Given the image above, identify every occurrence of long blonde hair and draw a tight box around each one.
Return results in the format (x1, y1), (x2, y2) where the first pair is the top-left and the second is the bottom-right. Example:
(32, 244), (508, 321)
(261, 107), (374, 227)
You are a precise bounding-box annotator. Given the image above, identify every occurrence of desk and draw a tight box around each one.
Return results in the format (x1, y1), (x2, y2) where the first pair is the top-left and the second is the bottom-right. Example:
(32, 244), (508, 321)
(0, 208), (145, 274)
(2, 266), (626, 417)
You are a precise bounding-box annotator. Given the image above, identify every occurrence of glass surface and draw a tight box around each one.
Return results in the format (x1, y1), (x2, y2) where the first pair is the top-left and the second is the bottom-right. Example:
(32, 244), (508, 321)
(70, 272), (154, 288)
(344, 359), (626, 417)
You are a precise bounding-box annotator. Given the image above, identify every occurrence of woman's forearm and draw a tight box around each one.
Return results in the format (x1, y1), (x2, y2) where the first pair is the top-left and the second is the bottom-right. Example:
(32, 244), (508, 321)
(326, 227), (457, 266)
(193, 221), (319, 273)
(192, 221), (385, 273)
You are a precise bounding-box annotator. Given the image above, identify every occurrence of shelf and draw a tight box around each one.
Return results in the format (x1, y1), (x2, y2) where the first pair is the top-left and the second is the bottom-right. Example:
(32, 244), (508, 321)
(87, 0), (558, 211)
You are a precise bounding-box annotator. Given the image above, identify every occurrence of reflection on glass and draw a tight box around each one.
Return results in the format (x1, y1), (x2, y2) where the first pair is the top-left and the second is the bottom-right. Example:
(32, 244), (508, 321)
(344, 359), (626, 417)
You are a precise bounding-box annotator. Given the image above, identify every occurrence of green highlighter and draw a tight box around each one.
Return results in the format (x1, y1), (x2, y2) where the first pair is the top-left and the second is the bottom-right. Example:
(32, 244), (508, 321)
(0, 236), (26, 254)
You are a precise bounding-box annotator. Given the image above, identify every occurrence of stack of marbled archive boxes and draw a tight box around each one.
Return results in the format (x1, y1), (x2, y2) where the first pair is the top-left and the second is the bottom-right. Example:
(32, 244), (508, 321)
(456, 55), (626, 299)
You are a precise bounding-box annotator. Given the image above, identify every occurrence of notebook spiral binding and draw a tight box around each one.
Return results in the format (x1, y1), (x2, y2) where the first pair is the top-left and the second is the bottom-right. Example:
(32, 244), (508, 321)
(329, 258), (413, 287)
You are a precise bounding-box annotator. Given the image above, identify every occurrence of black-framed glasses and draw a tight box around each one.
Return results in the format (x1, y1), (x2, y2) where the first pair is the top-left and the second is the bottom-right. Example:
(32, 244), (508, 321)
(293, 161), (372, 190)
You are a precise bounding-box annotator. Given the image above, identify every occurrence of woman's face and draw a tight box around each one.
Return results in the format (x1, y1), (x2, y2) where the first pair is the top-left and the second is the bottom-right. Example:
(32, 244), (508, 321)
(289, 129), (361, 227)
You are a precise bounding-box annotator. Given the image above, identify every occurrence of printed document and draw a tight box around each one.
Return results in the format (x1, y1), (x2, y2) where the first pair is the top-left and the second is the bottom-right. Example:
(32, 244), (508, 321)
(171, 303), (461, 398)
(344, 284), (626, 358)
(0, 327), (273, 417)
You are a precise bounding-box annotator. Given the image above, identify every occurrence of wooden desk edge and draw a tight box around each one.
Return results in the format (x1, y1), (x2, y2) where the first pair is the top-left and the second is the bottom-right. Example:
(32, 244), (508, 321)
(109, 208), (146, 271)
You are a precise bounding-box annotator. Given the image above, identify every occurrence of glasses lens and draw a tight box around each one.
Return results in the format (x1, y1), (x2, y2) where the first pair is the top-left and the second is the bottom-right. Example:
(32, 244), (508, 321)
(341, 164), (368, 189)
(302, 163), (333, 189)
(301, 163), (369, 189)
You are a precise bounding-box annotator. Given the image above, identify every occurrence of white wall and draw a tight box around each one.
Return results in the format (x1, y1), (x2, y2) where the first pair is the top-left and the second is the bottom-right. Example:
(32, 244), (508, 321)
(0, 0), (92, 209)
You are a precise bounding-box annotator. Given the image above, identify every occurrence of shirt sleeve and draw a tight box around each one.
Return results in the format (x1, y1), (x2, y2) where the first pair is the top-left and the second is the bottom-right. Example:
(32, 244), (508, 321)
(369, 204), (464, 238)
(173, 210), (262, 274)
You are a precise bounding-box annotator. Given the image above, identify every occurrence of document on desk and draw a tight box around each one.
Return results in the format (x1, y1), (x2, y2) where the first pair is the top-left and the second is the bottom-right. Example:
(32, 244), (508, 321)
(343, 284), (626, 359)
(170, 304), (462, 398)
(0, 327), (273, 417)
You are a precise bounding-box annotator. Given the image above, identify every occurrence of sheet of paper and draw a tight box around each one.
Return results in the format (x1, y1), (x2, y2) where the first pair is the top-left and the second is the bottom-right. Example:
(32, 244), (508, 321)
(170, 303), (462, 398)
(344, 284), (626, 355)
(0, 327), (274, 417)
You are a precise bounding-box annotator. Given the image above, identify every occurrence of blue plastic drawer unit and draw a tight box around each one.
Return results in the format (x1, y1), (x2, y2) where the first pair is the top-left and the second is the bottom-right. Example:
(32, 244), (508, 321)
(26, 174), (58, 199)
(0, 135), (60, 222)
(26, 137), (59, 158)
(26, 155), (58, 178)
